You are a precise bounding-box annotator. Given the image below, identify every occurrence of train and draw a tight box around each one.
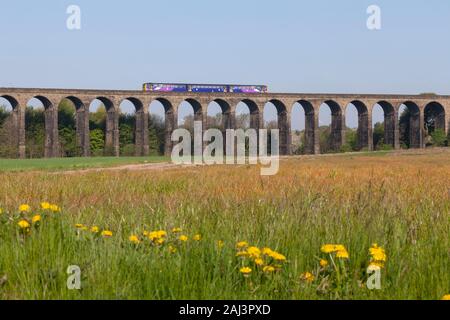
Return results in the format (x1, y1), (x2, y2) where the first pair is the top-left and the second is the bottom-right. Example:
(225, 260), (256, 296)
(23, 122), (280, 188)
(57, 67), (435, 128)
(143, 83), (268, 94)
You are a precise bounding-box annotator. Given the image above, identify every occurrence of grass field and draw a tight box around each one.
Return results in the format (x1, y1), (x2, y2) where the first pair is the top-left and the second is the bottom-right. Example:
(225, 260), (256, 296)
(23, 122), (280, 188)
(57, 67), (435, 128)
(0, 150), (449, 300)
(0, 156), (168, 172)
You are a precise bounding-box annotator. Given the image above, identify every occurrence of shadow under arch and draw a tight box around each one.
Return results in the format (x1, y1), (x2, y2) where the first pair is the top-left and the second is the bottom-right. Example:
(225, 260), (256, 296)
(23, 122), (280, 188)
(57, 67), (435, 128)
(399, 101), (421, 149)
(292, 100), (316, 154)
(321, 100), (345, 152)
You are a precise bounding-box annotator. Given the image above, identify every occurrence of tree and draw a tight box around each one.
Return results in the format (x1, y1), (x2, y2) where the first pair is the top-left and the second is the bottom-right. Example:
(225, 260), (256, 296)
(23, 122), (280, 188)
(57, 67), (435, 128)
(399, 109), (410, 148)
(430, 129), (448, 147)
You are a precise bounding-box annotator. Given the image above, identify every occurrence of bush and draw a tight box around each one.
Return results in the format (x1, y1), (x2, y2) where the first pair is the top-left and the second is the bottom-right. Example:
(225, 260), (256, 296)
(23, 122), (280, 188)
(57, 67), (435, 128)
(430, 129), (448, 147)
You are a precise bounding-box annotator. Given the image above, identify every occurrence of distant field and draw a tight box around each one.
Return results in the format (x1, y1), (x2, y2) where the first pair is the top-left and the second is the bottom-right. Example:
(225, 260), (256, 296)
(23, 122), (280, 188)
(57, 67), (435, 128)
(0, 149), (449, 299)
(0, 156), (169, 172)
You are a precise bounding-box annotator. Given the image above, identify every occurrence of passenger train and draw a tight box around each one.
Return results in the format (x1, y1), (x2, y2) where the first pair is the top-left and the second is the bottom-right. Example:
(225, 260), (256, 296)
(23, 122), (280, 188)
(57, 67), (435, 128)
(143, 83), (268, 94)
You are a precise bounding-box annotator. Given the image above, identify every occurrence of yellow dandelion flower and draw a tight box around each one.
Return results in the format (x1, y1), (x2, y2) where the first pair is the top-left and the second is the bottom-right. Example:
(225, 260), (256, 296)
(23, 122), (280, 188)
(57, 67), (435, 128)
(336, 249), (349, 259)
(19, 204), (31, 213)
(49, 204), (61, 213)
(254, 258), (264, 266)
(172, 227), (182, 233)
(169, 245), (177, 254)
(369, 245), (387, 262)
(129, 235), (140, 244)
(91, 226), (100, 233)
(441, 295), (450, 300)
(75, 224), (84, 229)
(18, 220), (30, 229)
(32, 215), (41, 224)
(320, 259), (329, 267)
(179, 235), (188, 242)
(236, 241), (248, 249)
(240, 267), (252, 275)
(301, 272), (315, 283)
(101, 230), (113, 238)
(156, 238), (165, 245)
(247, 246), (261, 259)
(262, 247), (274, 256)
(193, 234), (202, 241)
(236, 251), (250, 257)
(263, 266), (276, 273)
(321, 244), (346, 254)
(217, 240), (224, 248)
(40, 202), (51, 210)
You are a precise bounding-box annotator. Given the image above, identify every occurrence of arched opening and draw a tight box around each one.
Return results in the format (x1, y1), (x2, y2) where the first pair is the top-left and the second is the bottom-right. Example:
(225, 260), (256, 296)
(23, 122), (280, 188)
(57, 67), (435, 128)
(372, 101), (396, 150)
(207, 99), (231, 154)
(398, 101), (421, 149)
(319, 100), (344, 153)
(119, 98), (143, 156)
(148, 100), (167, 156)
(150, 98), (175, 156)
(25, 96), (55, 158)
(292, 100), (315, 154)
(177, 99), (203, 155)
(424, 102), (447, 147)
(0, 96), (18, 158)
(345, 101), (370, 151)
(263, 100), (289, 155)
(89, 97), (115, 156)
(58, 97), (81, 157)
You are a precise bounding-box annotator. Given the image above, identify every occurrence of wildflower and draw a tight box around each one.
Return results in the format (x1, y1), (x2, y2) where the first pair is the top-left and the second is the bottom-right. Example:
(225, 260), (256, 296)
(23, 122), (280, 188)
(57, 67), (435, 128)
(101, 230), (113, 238)
(172, 227), (182, 233)
(19, 204), (31, 213)
(169, 245), (177, 254)
(148, 231), (167, 241)
(49, 204), (61, 213)
(320, 259), (329, 268)
(321, 244), (346, 254)
(193, 234), (202, 241)
(40, 202), (51, 210)
(301, 272), (315, 283)
(18, 220), (30, 229)
(236, 241), (248, 249)
(32, 215), (41, 224)
(336, 249), (349, 259)
(236, 251), (250, 257)
(217, 240), (224, 248)
(442, 295), (450, 300)
(129, 235), (140, 245)
(247, 246), (261, 259)
(179, 235), (188, 242)
(91, 226), (100, 233)
(240, 267), (252, 275)
(254, 258), (264, 266)
(369, 244), (387, 263)
(155, 238), (165, 245)
(263, 266), (276, 273)
(75, 224), (85, 229)
(262, 247), (274, 256)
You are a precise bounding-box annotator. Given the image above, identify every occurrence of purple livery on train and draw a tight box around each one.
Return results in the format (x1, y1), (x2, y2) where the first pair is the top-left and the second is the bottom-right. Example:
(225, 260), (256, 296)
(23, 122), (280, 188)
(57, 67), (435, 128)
(143, 83), (268, 94)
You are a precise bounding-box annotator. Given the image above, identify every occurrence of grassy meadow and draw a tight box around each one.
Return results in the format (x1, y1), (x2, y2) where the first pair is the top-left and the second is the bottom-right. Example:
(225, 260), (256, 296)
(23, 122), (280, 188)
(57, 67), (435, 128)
(0, 150), (449, 300)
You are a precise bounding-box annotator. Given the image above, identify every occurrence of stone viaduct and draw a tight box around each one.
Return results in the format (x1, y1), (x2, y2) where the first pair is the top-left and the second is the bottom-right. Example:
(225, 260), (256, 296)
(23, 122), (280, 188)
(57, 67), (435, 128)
(0, 87), (449, 158)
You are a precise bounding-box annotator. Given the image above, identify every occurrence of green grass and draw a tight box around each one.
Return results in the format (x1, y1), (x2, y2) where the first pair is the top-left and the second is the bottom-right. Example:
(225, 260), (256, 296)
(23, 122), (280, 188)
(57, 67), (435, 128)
(0, 156), (169, 172)
(0, 151), (449, 300)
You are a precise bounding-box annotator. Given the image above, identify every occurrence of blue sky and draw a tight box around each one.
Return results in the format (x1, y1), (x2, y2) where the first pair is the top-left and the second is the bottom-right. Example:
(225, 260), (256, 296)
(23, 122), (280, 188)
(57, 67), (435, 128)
(1, 0), (449, 129)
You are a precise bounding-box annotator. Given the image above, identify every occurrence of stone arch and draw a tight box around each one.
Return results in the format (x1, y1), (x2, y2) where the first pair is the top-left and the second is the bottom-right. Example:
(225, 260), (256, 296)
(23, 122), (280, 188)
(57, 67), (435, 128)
(320, 100), (345, 152)
(264, 99), (289, 155)
(150, 98), (176, 156)
(345, 100), (371, 151)
(89, 96), (117, 156)
(398, 101), (421, 149)
(25, 95), (58, 158)
(291, 100), (317, 154)
(424, 101), (446, 137)
(57, 96), (84, 157)
(371, 101), (396, 149)
(0, 95), (20, 158)
(118, 97), (146, 156)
